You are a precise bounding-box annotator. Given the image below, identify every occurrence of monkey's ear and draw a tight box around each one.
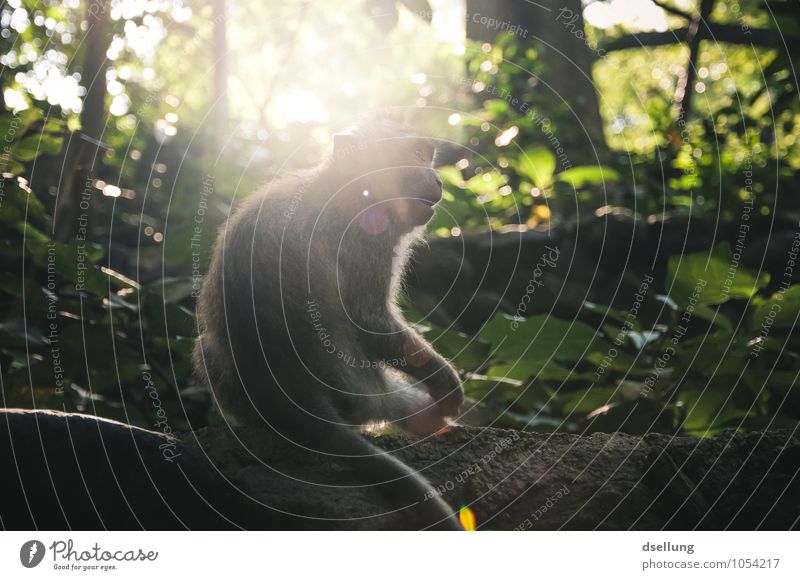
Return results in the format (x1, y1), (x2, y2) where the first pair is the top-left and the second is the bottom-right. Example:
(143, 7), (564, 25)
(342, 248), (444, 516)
(332, 132), (358, 158)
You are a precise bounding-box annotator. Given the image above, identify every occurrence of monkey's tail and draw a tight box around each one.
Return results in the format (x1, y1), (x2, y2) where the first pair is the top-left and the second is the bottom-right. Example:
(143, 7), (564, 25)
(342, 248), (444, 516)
(321, 424), (461, 531)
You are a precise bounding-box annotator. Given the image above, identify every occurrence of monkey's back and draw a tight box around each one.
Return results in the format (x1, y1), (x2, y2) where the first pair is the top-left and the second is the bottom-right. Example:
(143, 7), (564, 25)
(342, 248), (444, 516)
(193, 172), (383, 426)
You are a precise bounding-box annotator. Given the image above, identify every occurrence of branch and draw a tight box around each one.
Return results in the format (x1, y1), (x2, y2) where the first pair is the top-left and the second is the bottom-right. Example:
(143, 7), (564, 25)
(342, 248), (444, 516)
(601, 23), (799, 52)
(652, 0), (692, 21)
(674, 0), (715, 123)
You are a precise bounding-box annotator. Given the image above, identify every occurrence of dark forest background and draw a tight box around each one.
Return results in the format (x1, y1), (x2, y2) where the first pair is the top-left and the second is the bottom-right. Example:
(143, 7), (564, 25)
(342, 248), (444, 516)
(1, 0), (799, 438)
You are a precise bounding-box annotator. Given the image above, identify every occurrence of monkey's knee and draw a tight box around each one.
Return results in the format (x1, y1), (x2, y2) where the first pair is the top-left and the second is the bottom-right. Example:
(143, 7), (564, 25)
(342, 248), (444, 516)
(394, 391), (448, 436)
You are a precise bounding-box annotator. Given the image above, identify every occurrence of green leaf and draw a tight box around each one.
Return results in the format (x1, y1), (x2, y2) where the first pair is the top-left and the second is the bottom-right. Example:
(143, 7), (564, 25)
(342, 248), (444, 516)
(692, 303), (734, 334)
(487, 359), (576, 382)
(465, 170), (507, 196)
(59, 324), (142, 387)
(426, 187), (476, 231)
(480, 313), (610, 364)
(667, 243), (769, 306)
(560, 386), (618, 414)
(437, 165), (466, 188)
(483, 99), (510, 117)
(584, 348), (641, 373)
(155, 276), (198, 304)
(22, 228), (108, 297)
(516, 146), (556, 190)
(14, 133), (63, 161)
(461, 375), (524, 405)
(163, 224), (211, 269)
(679, 389), (741, 433)
(556, 165), (620, 188)
(0, 318), (48, 347)
(583, 301), (638, 327)
(0, 108), (43, 139)
(752, 284), (800, 331)
(423, 326), (490, 373)
(0, 175), (45, 225)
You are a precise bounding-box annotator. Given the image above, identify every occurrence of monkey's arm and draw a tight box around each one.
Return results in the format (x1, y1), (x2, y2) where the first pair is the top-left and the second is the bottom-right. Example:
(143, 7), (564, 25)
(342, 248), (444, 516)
(362, 319), (463, 417)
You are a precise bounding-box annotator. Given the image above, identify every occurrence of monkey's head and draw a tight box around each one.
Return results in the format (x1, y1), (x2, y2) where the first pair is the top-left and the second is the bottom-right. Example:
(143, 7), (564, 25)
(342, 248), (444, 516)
(326, 117), (443, 235)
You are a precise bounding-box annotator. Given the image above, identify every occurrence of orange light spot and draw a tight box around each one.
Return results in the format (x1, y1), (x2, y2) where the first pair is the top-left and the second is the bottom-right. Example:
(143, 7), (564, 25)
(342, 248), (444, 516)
(434, 425), (452, 437)
(534, 204), (551, 220)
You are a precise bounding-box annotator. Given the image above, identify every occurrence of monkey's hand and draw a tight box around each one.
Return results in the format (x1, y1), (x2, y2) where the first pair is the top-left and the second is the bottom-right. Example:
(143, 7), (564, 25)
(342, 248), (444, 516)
(367, 325), (464, 418)
(403, 392), (451, 436)
(424, 363), (463, 419)
(395, 332), (463, 418)
(382, 375), (453, 436)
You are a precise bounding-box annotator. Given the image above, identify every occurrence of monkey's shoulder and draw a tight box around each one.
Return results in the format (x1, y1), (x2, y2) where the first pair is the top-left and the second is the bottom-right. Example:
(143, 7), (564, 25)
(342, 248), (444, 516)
(234, 172), (326, 227)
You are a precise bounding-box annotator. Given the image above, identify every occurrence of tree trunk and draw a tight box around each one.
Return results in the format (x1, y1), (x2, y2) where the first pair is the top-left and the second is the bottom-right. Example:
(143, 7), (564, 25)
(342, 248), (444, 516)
(673, 0), (716, 124)
(211, 0), (229, 140)
(466, 0), (607, 154)
(53, 0), (111, 241)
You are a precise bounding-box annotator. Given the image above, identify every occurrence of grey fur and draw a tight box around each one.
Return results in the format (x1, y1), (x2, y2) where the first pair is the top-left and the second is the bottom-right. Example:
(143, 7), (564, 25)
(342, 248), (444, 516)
(193, 118), (464, 530)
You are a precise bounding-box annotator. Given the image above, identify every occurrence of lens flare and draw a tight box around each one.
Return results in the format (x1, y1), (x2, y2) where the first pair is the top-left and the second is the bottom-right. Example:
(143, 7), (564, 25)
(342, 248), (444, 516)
(459, 506), (477, 531)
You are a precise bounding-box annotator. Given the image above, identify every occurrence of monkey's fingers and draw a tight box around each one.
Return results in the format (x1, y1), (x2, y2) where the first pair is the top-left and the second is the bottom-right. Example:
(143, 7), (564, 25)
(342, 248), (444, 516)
(404, 401), (449, 436)
(434, 388), (464, 418)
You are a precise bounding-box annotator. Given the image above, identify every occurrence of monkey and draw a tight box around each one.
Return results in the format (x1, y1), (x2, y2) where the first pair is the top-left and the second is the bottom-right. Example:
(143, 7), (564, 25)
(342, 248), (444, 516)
(193, 114), (464, 530)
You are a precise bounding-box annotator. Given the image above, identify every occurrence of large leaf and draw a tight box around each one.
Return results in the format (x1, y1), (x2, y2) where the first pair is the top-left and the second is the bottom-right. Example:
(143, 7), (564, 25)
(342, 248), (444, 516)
(0, 108), (42, 140)
(516, 147), (556, 190)
(560, 386), (619, 414)
(0, 175), (45, 225)
(427, 187), (477, 231)
(424, 326), (490, 373)
(480, 313), (610, 364)
(679, 388), (741, 433)
(437, 165), (466, 188)
(13, 133), (63, 161)
(752, 284), (800, 331)
(487, 359), (576, 382)
(22, 228), (108, 297)
(556, 165), (620, 188)
(667, 243), (768, 306)
(465, 170), (507, 196)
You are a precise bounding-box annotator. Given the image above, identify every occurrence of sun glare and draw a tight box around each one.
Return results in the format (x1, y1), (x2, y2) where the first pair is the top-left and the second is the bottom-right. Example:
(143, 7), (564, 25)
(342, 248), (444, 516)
(584, 0), (674, 32)
(273, 88), (329, 126)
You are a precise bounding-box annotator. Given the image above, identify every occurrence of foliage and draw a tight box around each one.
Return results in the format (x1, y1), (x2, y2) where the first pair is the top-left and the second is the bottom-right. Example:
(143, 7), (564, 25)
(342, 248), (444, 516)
(425, 242), (799, 436)
(415, 21), (800, 435)
(1, 0), (798, 438)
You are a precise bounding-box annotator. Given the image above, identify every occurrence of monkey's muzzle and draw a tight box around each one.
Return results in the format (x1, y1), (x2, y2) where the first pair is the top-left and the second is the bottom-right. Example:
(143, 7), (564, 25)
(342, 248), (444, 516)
(418, 172), (443, 206)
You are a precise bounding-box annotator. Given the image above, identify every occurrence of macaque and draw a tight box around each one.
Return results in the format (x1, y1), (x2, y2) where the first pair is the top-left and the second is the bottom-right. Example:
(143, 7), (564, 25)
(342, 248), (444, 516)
(193, 114), (464, 530)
